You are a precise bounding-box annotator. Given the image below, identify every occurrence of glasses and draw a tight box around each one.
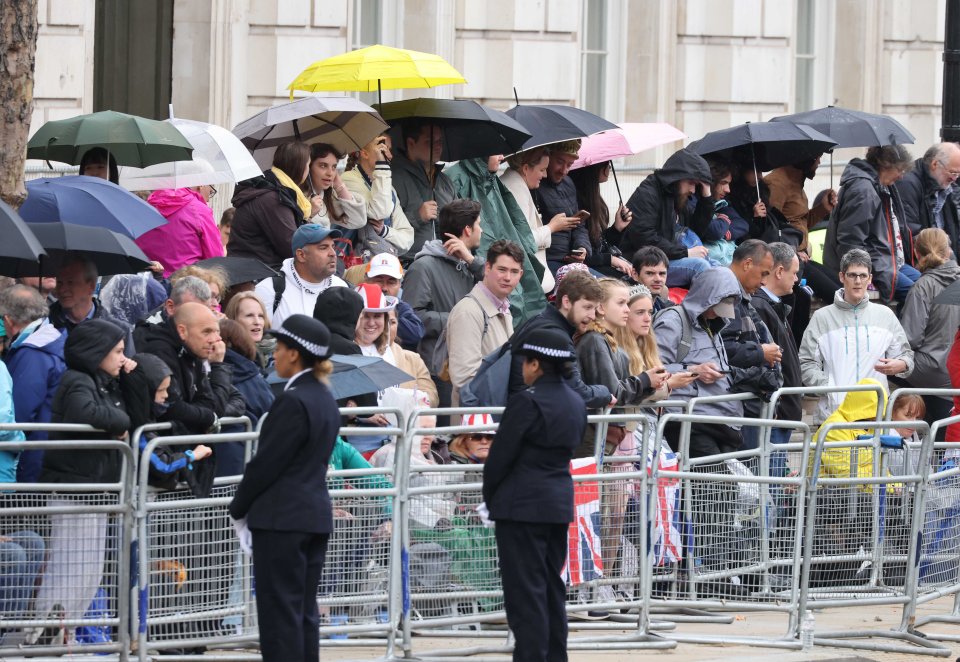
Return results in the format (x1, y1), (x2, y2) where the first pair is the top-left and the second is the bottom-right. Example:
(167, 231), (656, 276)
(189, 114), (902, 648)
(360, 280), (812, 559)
(208, 185), (218, 199)
(468, 434), (494, 443)
(843, 272), (871, 281)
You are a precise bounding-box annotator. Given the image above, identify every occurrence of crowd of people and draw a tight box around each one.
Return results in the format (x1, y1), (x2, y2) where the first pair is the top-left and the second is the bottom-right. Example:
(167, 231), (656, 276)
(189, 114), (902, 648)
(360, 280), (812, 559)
(4, 129), (960, 656)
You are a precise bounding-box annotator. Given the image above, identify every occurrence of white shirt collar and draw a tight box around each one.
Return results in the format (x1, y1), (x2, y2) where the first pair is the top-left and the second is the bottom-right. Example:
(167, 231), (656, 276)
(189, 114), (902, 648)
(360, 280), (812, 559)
(284, 368), (312, 391)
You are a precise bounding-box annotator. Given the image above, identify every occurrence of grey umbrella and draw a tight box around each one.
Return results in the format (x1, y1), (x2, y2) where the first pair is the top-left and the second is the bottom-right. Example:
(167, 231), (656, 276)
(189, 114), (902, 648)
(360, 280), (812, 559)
(0, 199), (46, 277)
(232, 96), (390, 169)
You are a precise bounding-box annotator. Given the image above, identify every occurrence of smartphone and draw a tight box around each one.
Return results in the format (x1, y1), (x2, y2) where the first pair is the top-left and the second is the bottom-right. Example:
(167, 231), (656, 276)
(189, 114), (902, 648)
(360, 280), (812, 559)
(572, 247), (587, 257)
(574, 210), (591, 221)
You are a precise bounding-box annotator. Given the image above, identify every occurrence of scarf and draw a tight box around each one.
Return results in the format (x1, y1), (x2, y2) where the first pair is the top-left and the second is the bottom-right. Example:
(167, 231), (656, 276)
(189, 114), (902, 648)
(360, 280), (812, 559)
(270, 166), (312, 219)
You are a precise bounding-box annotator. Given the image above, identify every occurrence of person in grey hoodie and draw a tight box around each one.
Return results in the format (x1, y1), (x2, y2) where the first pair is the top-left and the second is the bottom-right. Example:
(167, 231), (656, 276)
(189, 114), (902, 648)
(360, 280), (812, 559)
(900, 228), (960, 429)
(401, 199), (485, 377)
(391, 119), (460, 258)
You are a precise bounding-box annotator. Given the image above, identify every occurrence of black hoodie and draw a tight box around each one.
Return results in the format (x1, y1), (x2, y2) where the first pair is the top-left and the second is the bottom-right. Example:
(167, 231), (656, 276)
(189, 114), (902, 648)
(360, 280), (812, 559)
(227, 171), (306, 269)
(313, 286), (365, 356)
(620, 148), (714, 259)
(44, 319), (129, 483)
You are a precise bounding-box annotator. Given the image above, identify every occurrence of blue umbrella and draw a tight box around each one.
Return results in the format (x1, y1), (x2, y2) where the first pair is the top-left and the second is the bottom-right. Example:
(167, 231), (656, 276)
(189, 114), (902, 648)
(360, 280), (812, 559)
(20, 175), (167, 239)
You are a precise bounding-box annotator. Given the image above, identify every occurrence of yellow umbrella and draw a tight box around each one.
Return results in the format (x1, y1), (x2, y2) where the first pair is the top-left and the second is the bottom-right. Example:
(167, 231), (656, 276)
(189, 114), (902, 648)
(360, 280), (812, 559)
(287, 44), (466, 103)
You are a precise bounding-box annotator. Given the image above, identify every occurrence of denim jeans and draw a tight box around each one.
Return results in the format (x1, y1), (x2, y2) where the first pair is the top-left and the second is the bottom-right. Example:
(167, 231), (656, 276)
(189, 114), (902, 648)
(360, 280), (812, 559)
(0, 530), (45, 618)
(666, 257), (711, 288)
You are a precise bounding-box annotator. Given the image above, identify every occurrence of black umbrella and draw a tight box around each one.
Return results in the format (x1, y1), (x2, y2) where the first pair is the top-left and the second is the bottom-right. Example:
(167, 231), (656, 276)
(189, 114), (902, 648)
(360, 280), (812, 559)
(771, 106), (916, 188)
(688, 121), (837, 202)
(26, 222), (152, 276)
(0, 199), (46, 277)
(932, 279), (960, 306)
(329, 354), (414, 400)
(375, 98), (531, 162)
(504, 103), (617, 152)
(195, 257), (278, 286)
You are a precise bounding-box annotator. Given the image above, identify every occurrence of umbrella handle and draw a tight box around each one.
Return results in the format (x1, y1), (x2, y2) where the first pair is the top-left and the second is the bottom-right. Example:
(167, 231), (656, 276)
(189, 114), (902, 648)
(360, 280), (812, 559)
(751, 144), (761, 204)
(610, 162), (623, 207)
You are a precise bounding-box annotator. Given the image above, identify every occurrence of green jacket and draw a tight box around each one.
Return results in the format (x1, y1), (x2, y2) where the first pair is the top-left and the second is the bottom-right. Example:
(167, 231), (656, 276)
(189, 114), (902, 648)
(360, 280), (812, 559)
(446, 158), (547, 326)
(328, 437), (393, 516)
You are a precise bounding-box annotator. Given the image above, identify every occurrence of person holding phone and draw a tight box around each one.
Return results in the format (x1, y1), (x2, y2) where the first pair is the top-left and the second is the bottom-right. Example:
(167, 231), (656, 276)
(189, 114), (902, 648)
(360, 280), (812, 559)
(534, 140), (593, 275)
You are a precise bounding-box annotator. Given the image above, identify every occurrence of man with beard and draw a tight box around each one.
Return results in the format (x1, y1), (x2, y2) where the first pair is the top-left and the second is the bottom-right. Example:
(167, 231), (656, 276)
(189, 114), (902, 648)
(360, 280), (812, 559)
(895, 142), (960, 259)
(620, 148), (715, 288)
(507, 270), (613, 407)
(536, 140), (593, 274)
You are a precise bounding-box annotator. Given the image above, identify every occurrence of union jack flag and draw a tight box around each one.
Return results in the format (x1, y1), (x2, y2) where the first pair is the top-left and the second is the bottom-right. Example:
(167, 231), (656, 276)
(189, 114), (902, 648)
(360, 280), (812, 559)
(648, 443), (683, 566)
(563, 458), (604, 585)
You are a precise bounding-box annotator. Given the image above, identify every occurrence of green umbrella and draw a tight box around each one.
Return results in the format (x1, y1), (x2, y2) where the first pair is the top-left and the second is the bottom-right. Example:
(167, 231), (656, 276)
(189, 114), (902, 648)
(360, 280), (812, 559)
(27, 110), (193, 168)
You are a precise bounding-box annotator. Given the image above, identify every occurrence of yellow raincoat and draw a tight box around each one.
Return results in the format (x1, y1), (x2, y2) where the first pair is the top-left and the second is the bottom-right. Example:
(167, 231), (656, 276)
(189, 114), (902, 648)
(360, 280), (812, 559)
(816, 378), (887, 488)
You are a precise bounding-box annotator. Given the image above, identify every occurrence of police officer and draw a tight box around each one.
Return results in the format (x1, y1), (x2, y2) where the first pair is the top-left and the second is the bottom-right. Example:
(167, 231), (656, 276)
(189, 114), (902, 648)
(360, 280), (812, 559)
(229, 314), (339, 662)
(482, 328), (588, 662)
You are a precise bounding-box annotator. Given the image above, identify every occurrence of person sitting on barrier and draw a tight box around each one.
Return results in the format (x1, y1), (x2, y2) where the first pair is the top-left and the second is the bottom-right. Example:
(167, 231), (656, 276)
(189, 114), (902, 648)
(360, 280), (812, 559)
(229, 314), (339, 662)
(32, 320), (134, 647)
(124, 352), (214, 496)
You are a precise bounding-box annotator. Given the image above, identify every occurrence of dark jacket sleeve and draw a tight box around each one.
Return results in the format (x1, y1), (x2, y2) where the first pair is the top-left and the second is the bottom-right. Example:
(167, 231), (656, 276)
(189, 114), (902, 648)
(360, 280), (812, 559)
(686, 194), (718, 240)
(395, 299), (426, 349)
(576, 333), (650, 406)
(401, 260), (447, 341)
(56, 375), (130, 436)
(894, 169), (925, 236)
(482, 390), (538, 505)
(623, 183), (686, 259)
(720, 304), (766, 368)
(229, 393), (307, 520)
(162, 372), (216, 434)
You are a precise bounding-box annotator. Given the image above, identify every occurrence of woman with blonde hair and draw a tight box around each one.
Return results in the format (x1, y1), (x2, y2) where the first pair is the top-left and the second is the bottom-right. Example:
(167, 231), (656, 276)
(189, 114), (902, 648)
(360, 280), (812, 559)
(169, 264), (229, 314)
(224, 291), (274, 369)
(901, 227), (960, 431)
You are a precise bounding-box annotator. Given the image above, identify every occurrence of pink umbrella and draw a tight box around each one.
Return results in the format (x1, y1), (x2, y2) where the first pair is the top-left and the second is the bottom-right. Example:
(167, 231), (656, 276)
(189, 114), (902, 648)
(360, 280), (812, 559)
(571, 122), (685, 205)
(571, 122), (686, 169)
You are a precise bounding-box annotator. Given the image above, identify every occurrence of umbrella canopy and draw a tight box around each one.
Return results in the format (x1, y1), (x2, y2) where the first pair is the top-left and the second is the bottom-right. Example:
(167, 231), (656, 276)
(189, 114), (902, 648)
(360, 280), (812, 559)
(27, 110), (194, 168)
(771, 106), (916, 148)
(0, 199), (46, 277)
(328, 354), (414, 401)
(287, 44), (466, 97)
(932, 279), (960, 306)
(571, 122), (687, 169)
(119, 117), (262, 190)
(233, 97), (389, 170)
(687, 121), (837, 172)
(27, 222), (152, 277)
(20, 175), (167, 239)
(504, 104), (617, 152)
(194, 257), (278, 287)
(376, 98), (531, 162)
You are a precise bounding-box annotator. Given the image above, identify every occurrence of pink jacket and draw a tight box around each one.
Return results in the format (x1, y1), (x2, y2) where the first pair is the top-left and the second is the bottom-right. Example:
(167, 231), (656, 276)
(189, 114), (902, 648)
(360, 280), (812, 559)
(137, 188), (225, 276)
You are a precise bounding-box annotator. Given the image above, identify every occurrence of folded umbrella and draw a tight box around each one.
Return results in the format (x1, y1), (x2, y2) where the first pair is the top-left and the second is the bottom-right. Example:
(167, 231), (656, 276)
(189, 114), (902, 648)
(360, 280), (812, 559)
(195, 257), (278, 287)
(120, 115), (263, 190)
(504, 104), (617, 152)
(0, 199), (46, 277)
(328, 354), (414, 401)
(233, 96), (389, 170)
(376, 98), (531, 162)
(21, 175), (168, 239)
(27, 110), (193, 168)
(27, 222), (152, 277)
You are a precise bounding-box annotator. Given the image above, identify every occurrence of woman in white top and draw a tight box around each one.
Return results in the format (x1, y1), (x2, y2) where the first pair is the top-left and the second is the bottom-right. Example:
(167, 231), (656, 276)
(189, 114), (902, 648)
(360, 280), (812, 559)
(341, 134), (415, 256)
(500, 147), (582, 293)
(303, 143), (367, 231)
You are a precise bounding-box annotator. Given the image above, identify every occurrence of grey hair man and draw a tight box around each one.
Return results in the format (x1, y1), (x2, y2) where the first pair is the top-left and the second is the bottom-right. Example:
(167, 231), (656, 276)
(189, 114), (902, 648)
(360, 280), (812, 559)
(895, 142), (960, 260)
(133, 276), (212, 347)
(799, 248), (914, 423)
(0, 284), (67, 482)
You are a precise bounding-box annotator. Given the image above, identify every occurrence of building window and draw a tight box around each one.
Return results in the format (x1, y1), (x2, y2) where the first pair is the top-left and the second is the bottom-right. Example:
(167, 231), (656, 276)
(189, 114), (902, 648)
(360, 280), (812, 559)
(581, 0), (608, 117)
(795, 0), (815, 112)
(351, 0), (382, 105)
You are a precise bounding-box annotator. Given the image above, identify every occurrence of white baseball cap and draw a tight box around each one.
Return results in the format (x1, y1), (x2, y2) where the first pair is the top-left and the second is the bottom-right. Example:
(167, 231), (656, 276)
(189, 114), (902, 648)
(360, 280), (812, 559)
(366, 253), (404, 280)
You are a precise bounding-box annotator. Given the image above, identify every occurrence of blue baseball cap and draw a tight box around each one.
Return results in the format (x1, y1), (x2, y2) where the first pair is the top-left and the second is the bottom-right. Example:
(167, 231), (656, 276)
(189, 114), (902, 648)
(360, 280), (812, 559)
(291, 224), (343, 253)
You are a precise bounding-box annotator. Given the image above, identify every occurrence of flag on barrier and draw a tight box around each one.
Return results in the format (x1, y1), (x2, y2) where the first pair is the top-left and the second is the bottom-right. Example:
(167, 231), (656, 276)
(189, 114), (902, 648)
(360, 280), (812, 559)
(649, 445), (683, 566)
(563, 458), (604, 585)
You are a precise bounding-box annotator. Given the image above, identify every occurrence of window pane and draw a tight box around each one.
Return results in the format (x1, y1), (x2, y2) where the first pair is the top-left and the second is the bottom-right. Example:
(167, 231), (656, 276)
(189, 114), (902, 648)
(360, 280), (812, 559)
(358, 0), (380, 47)
(796, 0), (814, 55)
(795, 58), (814, 112)
(586, 0), (607, 51)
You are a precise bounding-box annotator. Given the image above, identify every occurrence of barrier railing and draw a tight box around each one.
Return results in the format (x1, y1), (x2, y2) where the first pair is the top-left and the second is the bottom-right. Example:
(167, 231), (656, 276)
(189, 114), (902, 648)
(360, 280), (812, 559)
(7, 394), (960, 659)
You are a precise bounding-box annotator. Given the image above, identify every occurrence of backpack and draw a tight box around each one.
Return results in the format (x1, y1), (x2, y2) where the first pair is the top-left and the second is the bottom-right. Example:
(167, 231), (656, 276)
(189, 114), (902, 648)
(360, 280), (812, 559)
(407, 542), (453, 590)
(458, 342), (512, 409)
(429, 295), (488, 379)
(653, 305), (692, 364)
(271, 273), (285, 313)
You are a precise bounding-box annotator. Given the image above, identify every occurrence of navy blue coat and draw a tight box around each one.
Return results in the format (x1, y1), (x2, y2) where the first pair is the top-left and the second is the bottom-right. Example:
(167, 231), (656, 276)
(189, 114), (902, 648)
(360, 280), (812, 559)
(229, 371), (339, 534)
(483, 373), (588, 524)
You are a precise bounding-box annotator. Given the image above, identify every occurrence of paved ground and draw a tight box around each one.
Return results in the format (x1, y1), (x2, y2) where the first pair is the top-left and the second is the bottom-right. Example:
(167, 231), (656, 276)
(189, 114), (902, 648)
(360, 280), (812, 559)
(308, 597), (960, 661)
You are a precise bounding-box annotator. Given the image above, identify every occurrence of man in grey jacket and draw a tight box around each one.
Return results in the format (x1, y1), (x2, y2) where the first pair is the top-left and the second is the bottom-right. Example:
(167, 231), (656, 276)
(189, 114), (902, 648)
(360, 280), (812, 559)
(402, 200), (485, 408)
(392, 119), (459, 258)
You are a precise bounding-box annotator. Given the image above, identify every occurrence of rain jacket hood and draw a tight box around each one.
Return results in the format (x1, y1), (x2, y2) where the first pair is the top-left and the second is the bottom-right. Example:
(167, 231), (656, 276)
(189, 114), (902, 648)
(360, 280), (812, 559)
(446, 157), (547, 326)
(415, 238), (470, 266)
(132, 352), (173, 395)
(818, 378), (891, 489)
(825, 378), (886, 429)
(313, 286), (364, 342)
(681, 266), (742, 326)
(64, 319), (126, 377)
(655, 148), (713, 190)
(147, 187), (205, 215)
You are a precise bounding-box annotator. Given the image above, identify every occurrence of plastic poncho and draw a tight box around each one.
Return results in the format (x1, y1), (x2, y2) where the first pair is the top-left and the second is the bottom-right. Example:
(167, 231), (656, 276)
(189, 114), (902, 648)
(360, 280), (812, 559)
(445, 157), (547, 326)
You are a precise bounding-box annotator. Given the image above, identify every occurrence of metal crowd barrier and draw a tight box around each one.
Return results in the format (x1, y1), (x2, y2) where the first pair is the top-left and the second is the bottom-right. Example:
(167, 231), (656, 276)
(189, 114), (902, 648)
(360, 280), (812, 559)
(0, 425), (136, 660)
